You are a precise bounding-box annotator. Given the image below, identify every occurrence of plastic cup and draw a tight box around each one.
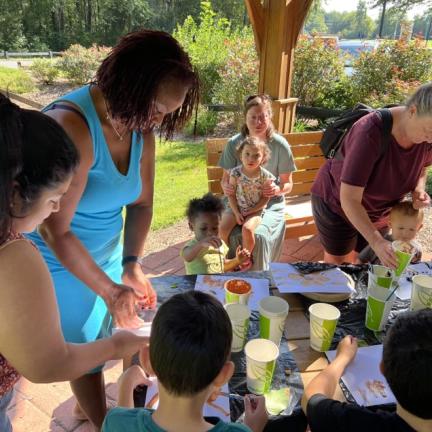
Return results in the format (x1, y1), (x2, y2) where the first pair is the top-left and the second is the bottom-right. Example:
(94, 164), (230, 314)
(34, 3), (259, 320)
(392, 240), (418, 278)
(309, 303), (340, 352)
(410, 275), (432, 311)
(244, 338), (279, 395)
(259, 296), (289, 346)
(224, 279), (252, 305)
(368, 265), (394, 289)
(365, 282), (396, 331)
(224, 303), (250, 352)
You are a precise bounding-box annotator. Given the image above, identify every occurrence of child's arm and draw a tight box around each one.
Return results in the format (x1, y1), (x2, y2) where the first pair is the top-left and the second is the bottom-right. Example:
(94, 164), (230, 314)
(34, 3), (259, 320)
(182, 236), (222, 262)
(224, 245), (250, 271)
(117, 365), (152, 408)
(227, 174), (244, 225)
(301, 335), (358, 414)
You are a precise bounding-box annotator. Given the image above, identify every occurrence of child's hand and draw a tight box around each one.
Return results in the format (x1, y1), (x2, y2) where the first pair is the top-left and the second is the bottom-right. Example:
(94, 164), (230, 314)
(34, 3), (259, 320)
(118, 365), (152, 391)
(336, 335), (358, 366)
(236, 245), (251, 263)
(262, 179), (280, 198)
(199, 235), (222, 249)
(244, 395), (268, 432)
(235, 212), (244, 225)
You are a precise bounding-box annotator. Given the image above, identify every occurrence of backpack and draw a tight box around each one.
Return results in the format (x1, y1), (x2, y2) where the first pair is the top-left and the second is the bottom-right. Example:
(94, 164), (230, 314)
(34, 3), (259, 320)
(319, 103), (393, 159)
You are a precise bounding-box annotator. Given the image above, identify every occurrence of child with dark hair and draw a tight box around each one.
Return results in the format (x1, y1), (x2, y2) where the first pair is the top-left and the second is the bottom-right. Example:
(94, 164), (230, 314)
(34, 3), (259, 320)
(358, 200), (423, 264)
(181, 193), (250, 274)
(220, 136), (276, 270)
(0, 94), (147, 432)
(302, 309), (432, 431)
(102, 291), (268, 432)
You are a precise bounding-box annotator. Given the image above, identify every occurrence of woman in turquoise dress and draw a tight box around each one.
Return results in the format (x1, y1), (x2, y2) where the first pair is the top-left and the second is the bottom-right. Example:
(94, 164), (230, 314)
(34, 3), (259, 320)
(219, 95), (296, 270)
(28, 30), (199, 430)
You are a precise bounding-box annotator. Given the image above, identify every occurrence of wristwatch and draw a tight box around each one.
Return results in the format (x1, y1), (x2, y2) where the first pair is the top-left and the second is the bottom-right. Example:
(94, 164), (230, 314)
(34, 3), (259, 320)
(121, 255), (144, 266)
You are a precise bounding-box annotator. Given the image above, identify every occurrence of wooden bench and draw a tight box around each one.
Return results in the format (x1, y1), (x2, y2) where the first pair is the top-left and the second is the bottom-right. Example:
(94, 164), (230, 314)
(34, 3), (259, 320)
(205, 131), (325, 239)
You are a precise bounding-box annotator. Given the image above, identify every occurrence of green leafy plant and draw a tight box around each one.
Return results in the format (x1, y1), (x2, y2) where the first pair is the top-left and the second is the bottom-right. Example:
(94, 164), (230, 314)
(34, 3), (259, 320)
(292, 36), (346, 108)
(30, 58), (60, 85)
(352, 39), (432, 105)
(184, 105), (218, 136)
(214, 27), (259, 127)
(59, 44), (111, 85)
(174, 1), (233, 104)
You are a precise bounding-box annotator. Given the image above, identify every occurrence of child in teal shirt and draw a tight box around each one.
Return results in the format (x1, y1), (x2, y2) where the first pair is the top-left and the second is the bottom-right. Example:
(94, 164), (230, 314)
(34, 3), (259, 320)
(102, 291), (267, 432)
(181, 193), (250, 274)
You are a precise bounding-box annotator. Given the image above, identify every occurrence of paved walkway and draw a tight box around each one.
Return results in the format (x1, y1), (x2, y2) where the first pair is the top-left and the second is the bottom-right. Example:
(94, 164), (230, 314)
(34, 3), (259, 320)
(9, 234), (323, 431)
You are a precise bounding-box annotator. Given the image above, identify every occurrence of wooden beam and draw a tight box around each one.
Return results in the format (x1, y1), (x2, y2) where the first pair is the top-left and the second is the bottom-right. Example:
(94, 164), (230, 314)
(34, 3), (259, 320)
(256, 0), (313, 132)
(244, 0), (264, 53)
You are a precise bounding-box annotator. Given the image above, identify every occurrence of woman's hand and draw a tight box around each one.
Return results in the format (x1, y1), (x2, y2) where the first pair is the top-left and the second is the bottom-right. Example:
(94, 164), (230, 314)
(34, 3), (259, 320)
(105, 283), (144, 328)
(234, 211), (244, 225)
(262, 180), (281, 198)
(412, 190), (431, 209)
(222, 181), (235, 197)
(244, 395), (268, 432)
(122, 265), (157, 309)
(372, 237), (398, 269)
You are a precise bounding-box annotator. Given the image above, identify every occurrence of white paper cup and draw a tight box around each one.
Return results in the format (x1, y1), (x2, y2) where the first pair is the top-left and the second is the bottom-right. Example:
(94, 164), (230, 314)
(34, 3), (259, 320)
(224, 279), (252, 305)
(224, 303), (250, 352)
(365, 286), (396, 332)
(259, 296), (289, 346)
(244, 338), (279, 395)
(410, 275), (432, 311)
(309, 303), (340, 352)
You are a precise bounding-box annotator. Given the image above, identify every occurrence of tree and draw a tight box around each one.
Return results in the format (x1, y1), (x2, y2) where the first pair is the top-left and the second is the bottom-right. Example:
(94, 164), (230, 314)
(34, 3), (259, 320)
(304, 3), (328, 34)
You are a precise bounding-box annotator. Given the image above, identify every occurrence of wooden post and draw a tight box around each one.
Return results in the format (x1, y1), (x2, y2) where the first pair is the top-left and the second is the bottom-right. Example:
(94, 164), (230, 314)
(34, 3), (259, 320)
(245, 0), (313, 133)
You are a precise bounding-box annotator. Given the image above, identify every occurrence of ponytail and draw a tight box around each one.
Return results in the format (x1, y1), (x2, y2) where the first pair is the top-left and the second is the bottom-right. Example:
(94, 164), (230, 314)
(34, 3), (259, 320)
(0, 93), (24, 243)
(0, 94), (79, 243)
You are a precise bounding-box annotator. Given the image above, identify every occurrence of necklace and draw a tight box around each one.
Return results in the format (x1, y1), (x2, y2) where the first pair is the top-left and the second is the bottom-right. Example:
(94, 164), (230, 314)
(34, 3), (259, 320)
(105, 102), (127, 141)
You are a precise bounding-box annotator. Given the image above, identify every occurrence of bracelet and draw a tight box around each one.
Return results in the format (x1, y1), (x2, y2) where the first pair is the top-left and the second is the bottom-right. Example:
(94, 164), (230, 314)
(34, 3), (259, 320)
(121, 255), (144, 266)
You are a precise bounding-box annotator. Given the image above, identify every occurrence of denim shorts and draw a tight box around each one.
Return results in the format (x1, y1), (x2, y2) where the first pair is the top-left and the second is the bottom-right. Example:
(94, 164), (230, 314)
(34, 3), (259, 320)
(0, 389), (13, 432)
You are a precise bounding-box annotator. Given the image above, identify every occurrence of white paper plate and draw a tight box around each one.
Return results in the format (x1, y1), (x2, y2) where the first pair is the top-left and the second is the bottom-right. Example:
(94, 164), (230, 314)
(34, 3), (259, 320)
(112, 323), (151, 337)
(300, 272), (354, 303)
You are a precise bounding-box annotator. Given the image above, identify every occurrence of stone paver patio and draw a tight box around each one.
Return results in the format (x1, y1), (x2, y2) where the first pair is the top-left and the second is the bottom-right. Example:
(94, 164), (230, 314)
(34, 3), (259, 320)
(9, 234), (323, 431)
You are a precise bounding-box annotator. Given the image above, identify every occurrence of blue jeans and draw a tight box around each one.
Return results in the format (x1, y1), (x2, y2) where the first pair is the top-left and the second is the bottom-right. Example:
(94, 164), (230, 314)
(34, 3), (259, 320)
(0, 389), (13, 432)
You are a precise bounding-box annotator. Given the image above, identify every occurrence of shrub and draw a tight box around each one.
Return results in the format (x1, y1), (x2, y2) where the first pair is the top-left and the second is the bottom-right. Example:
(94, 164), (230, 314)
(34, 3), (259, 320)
(292, 36), (346, 107)
(174, 1), (233, 104)
(59, 44), (110, 85)
(214, 28), (259, 127)
(30, 58), (60, 84)
(184, 105), (218, 136)
(351, 39), (432, 105)
(0, 66), (34, 94)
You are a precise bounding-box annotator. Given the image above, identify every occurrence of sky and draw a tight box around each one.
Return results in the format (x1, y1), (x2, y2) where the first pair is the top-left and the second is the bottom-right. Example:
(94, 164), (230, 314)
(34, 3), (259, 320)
(323, 0), (429, 19)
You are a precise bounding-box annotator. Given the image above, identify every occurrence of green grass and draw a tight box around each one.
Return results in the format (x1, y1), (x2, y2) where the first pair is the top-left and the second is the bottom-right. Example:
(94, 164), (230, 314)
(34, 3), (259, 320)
(152, 139), (208, 230)
(0, 66), (35, 93)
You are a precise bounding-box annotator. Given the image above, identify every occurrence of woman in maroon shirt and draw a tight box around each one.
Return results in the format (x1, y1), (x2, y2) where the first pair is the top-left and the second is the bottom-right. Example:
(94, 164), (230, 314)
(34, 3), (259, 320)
(311, 82), (432, 267)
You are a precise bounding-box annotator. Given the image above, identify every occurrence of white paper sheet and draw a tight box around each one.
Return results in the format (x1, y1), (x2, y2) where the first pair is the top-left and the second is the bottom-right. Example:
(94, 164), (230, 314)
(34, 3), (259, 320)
(269, 263), (354, 294)
(326, 345), (396, 407)
(194, 274), (269, 311)
(396, 263), (432, 300)
(145, 377), (231, 419)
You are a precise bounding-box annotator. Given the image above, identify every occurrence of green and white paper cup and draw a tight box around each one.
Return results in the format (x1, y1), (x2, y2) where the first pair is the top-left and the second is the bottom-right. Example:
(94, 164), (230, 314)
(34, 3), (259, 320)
(410, 275), (432, 311)
(309, 303), (340, 352)
(244, 338), (279, 395)
(259, 296), (289, 346)
(368, 265), (394, 289)
(365, 283), (396, 331)
(224, 303), (250, 352)
(392, 240), (418, 278)
(224, 279), (252, 305)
